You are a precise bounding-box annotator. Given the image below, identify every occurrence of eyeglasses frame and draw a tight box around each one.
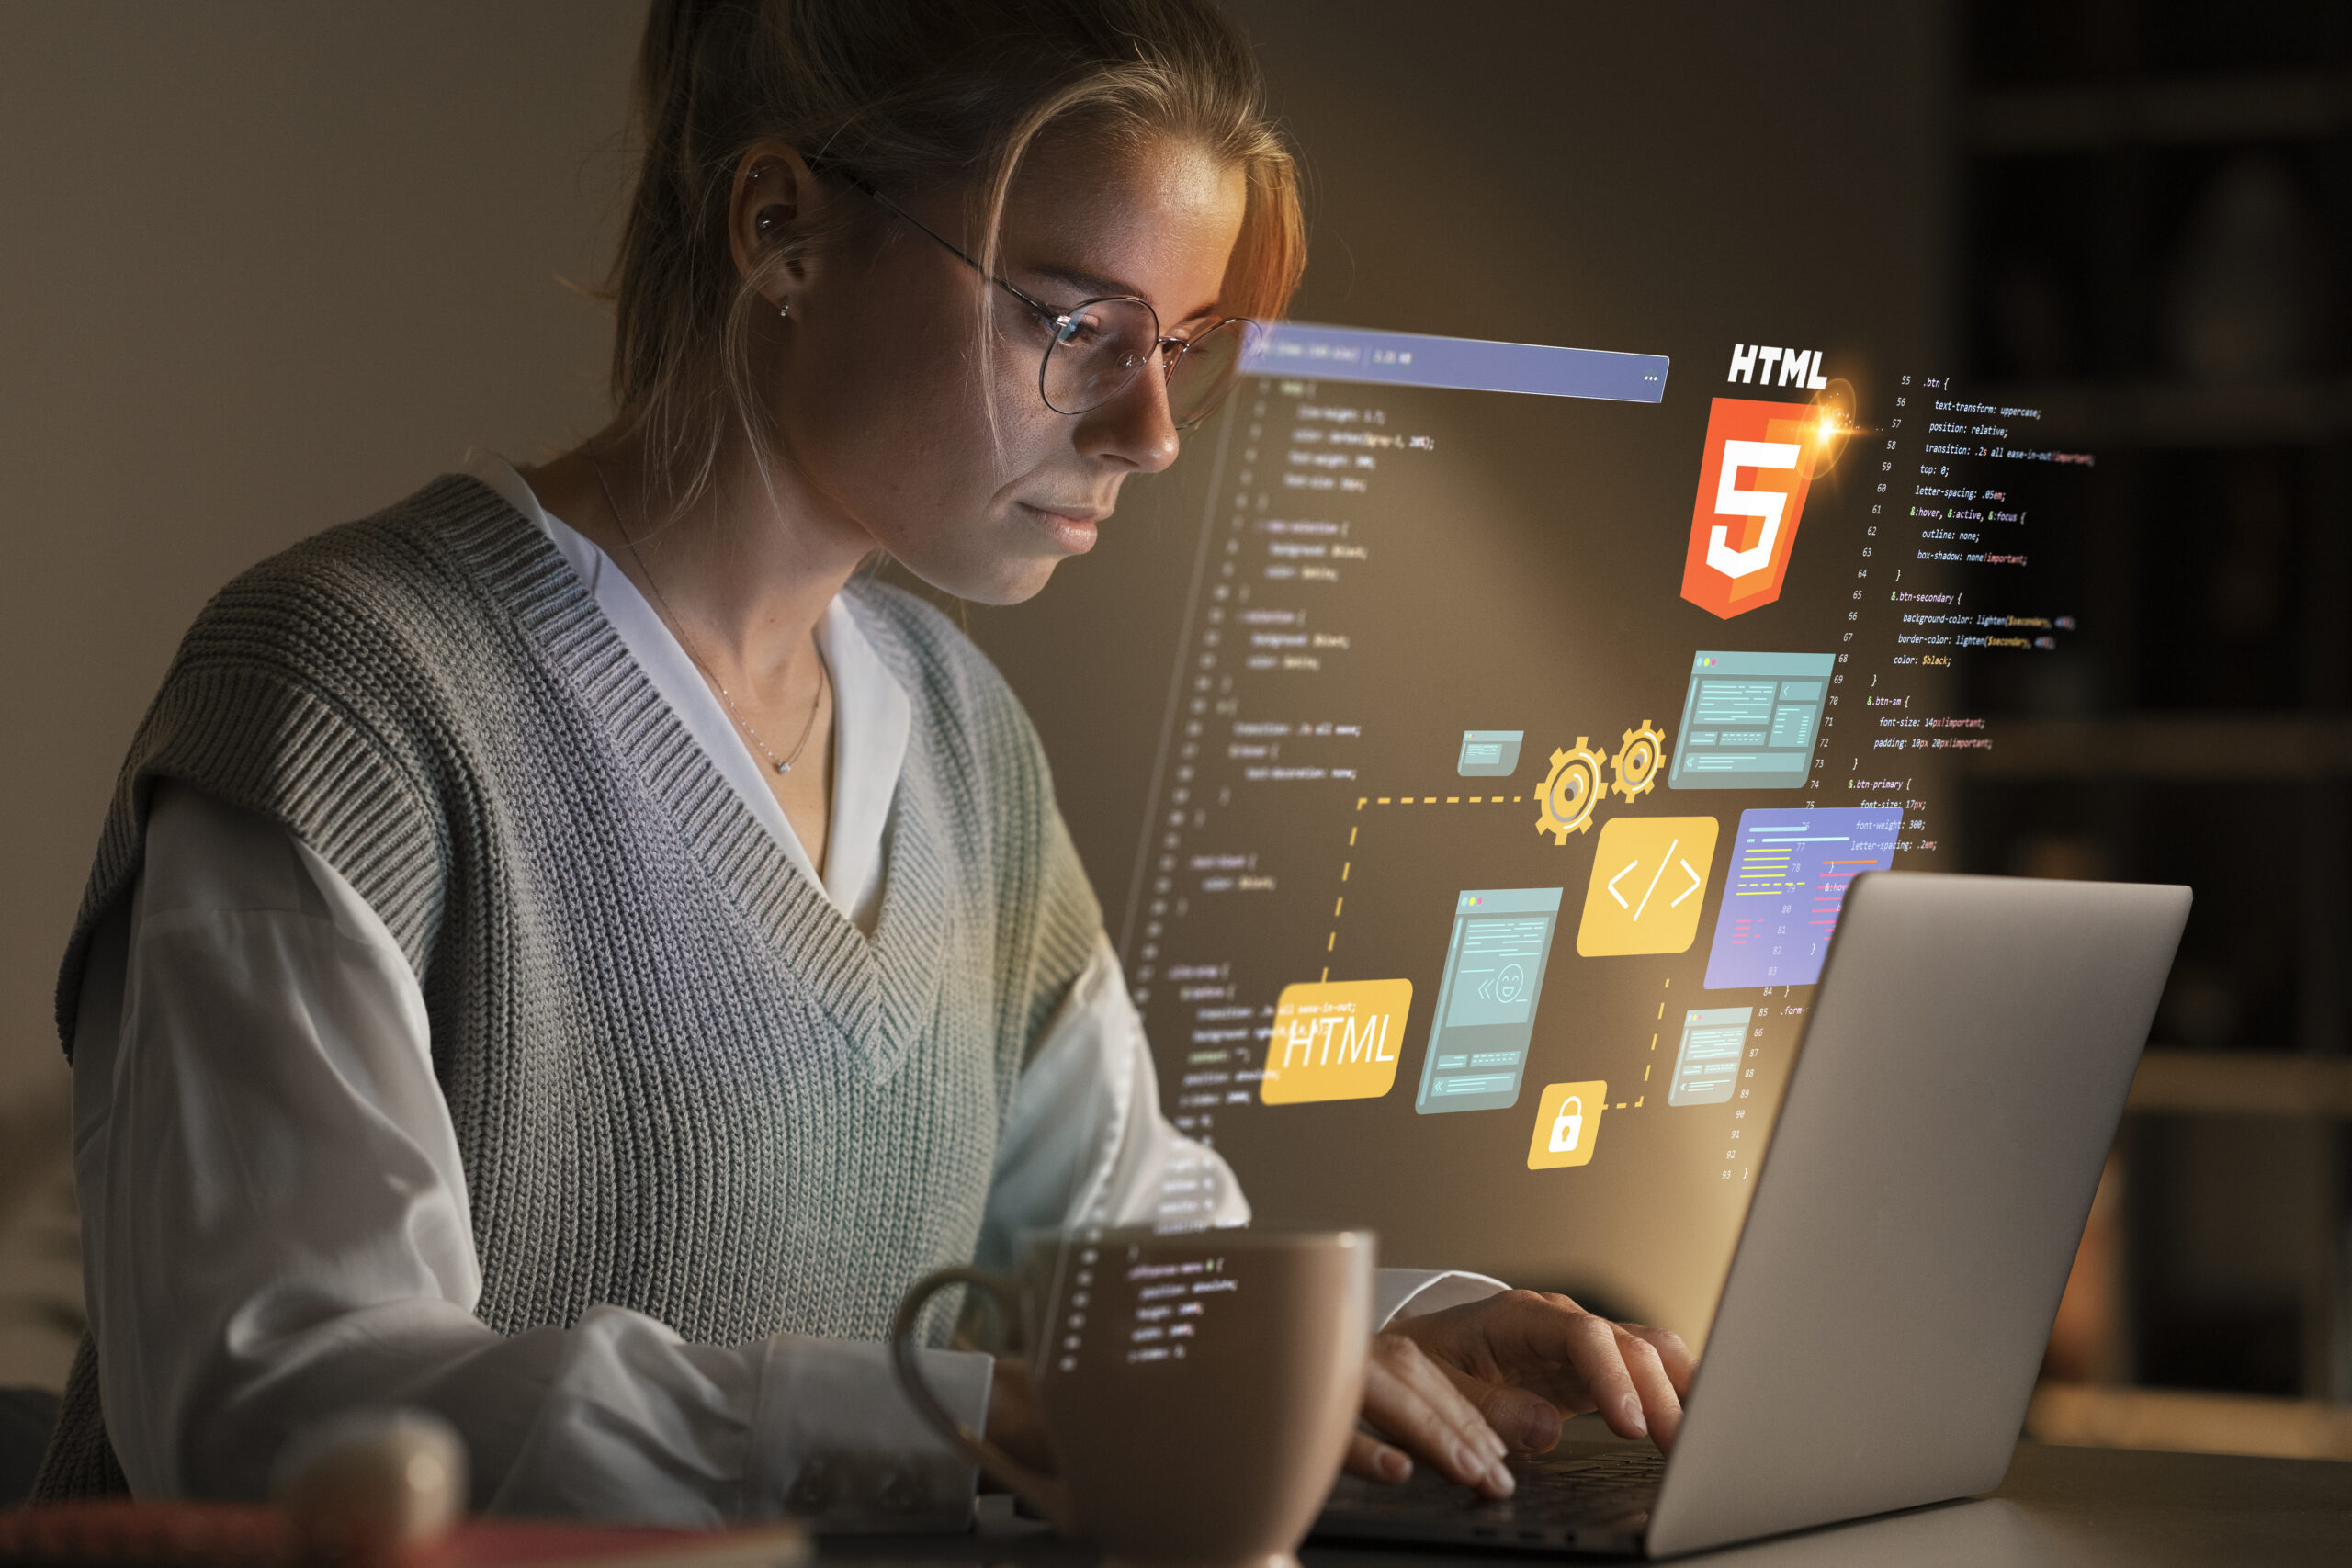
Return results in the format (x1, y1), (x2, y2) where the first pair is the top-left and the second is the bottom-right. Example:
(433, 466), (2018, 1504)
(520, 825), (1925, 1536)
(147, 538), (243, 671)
(813, 163), (1254, 430)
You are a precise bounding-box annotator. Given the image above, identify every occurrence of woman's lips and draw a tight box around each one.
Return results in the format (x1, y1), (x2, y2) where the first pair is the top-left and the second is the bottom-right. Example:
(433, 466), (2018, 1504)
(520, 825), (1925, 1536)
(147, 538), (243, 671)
(1021, 502), (1103, 554)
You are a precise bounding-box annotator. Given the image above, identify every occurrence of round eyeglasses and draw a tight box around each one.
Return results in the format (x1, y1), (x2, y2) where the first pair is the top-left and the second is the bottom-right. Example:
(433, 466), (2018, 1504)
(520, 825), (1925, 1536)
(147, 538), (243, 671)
(1026, 297), (1256, 427)
(822, 164), (1258, 430)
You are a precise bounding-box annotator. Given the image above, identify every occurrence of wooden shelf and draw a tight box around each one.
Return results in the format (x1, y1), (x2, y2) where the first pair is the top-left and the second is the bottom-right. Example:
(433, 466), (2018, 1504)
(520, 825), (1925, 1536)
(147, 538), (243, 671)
(2027, 1382), (2352, 1460)
(1966, 378), (2352, 446)
(2128, 1052), (2352, 1118)
(1960, 716), (2352, 782)
(1969, 68), (2352, 154)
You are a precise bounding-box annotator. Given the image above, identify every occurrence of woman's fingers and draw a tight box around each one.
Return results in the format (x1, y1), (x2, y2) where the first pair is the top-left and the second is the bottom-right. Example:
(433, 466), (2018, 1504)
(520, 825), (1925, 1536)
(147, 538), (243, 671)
(1473, 1292), (1662, 1445)
(1553, 1306), (1651, 1442)
(1362, 1333), (1516, 1496)
(1612, 1325), (1684, 1453)
(1432, 1358), (1565, 1455)
(1623, 1322), (1697, 1398)
(1345, 1428), (1414, 1483)
(1386, 1292), (1700, 1460)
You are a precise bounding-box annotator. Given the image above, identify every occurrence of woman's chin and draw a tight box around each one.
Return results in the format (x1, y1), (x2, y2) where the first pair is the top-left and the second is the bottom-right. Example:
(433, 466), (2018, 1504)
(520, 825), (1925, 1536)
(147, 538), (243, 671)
(973, 557), (1069, 606)
(894, 542), (1070, 608)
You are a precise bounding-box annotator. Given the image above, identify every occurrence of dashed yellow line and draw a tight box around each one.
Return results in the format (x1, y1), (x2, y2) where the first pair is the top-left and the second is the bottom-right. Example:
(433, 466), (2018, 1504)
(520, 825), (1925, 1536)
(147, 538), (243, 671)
(1337, 785), (1544, 971)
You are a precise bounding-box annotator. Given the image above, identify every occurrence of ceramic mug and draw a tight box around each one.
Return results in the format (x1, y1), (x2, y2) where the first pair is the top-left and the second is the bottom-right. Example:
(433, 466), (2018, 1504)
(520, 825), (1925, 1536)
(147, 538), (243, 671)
(890, 1227), (1373, 1568)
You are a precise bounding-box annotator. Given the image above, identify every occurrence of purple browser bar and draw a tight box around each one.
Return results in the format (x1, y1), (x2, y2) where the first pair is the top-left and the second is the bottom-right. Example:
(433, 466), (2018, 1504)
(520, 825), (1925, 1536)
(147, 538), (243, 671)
(1239, 320), (1669, 403)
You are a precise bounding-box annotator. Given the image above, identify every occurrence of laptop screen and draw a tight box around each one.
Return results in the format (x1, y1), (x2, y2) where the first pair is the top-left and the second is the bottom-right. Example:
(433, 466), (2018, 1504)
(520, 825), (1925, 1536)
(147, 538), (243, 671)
(992, 319), (2092, 1341)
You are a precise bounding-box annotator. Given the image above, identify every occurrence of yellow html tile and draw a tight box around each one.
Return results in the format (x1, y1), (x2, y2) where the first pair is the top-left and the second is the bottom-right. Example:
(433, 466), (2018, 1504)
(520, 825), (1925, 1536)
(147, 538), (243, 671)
(1260, 979), (1415, 1104)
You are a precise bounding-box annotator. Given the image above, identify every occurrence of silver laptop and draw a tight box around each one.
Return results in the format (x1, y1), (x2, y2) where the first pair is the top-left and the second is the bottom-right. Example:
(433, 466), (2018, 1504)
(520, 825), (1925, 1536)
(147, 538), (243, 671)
(1316, 871), (2189, 1558)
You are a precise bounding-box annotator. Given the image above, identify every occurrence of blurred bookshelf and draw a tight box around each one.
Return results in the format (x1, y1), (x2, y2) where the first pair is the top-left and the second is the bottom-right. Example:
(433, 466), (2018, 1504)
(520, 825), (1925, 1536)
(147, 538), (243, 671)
(1958, 0), (2352, 1456)
(1968, 66), (2352, 154)
(2129, 1051), (2352, 1118)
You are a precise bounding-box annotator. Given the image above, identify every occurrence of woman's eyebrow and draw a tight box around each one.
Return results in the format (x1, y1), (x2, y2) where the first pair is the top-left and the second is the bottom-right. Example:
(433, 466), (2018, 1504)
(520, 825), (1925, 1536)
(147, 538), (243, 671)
(1027, 263), (1221, 325)
(1028, 262), (1137, 299)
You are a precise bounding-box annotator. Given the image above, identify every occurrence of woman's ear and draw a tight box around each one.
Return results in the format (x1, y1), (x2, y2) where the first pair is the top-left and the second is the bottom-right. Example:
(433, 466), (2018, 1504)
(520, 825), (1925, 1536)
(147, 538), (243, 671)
(728, 140), (830, 313)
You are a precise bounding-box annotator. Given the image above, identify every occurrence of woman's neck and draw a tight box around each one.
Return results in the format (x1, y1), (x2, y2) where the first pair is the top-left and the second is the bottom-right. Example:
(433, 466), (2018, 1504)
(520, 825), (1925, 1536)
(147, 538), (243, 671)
(522, 422), (874, 697)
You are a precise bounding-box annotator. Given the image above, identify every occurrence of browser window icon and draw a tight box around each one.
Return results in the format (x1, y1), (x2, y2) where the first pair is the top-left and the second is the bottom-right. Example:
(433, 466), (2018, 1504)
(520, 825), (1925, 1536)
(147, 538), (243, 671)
(1456, 729), (1524, 777)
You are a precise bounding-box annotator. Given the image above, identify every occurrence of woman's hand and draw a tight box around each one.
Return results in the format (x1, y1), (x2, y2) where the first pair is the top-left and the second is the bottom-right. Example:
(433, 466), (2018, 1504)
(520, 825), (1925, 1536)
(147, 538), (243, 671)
(1346, 1290), (1694, 1497)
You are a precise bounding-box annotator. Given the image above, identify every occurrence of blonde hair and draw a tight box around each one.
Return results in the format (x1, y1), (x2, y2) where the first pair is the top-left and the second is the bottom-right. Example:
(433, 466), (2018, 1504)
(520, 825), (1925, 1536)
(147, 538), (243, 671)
(606, 0), (1306, 503)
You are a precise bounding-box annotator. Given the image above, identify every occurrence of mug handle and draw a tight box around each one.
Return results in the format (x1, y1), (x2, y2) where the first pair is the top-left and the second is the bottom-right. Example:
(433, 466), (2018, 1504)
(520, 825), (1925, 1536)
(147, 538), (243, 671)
(888, 1266), (1072, 1529)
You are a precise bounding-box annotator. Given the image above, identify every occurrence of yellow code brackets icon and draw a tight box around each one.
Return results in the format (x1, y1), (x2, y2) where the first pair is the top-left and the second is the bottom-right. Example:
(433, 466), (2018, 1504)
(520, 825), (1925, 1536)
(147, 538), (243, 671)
(1260, 979), (1415, 1104)
(1576, 816), (1720, 957)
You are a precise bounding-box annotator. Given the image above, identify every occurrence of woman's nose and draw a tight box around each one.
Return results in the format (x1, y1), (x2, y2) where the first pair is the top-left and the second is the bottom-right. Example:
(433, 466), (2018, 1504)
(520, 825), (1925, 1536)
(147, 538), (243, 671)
(1074, 357), (1182, 473)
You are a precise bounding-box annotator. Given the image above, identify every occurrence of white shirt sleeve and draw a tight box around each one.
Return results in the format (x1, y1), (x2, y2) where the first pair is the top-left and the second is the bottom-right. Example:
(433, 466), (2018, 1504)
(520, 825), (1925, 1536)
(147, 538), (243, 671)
(74, 783), (988, 1529)
(980, 936), (1507, 1328)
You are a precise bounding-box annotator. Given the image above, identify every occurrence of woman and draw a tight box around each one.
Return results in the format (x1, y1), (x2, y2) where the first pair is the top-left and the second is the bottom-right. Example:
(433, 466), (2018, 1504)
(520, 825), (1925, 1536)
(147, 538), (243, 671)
(45, 0), (1689, 1524)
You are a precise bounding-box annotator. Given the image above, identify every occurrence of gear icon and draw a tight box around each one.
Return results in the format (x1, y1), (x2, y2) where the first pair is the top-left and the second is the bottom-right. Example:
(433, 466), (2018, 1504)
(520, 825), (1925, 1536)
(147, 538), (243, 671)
(1535, 738), (1607, 844)
(1611, 720), (1666, 802)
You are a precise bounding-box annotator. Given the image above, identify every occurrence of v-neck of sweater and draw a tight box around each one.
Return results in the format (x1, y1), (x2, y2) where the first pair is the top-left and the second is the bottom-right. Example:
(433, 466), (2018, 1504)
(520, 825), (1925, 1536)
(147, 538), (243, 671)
(437, 473), (954, 1074)
(461, 449), (910, 938)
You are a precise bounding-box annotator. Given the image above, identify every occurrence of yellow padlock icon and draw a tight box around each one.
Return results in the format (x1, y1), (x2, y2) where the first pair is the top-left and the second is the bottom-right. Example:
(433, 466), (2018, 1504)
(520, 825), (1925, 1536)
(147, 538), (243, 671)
(1529, 1080), (1605, 1169)
(1549, 1095), (1584, 1154)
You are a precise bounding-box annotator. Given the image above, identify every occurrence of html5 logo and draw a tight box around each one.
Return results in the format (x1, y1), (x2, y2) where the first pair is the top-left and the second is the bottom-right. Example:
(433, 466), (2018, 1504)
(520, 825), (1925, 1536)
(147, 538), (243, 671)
(1679, 353), (1839, 619)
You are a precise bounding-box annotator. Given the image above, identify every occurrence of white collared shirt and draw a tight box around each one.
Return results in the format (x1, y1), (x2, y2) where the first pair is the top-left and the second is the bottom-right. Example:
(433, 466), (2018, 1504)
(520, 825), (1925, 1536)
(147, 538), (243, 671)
(70, 455), (1500, 1526)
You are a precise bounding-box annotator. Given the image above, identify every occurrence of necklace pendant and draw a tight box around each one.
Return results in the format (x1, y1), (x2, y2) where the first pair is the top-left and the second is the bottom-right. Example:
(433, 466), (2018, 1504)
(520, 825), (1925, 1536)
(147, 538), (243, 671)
(775, 761), (791, 774)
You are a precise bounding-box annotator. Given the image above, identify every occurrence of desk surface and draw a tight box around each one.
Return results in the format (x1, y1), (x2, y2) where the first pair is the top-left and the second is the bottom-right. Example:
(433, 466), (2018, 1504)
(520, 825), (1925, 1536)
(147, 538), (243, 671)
(826, 1440), (2352, 1566)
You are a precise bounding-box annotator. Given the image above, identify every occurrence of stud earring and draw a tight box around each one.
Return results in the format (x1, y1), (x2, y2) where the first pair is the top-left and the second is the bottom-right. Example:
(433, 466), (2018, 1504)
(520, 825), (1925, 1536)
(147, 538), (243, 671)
(778, 299), (791, 320)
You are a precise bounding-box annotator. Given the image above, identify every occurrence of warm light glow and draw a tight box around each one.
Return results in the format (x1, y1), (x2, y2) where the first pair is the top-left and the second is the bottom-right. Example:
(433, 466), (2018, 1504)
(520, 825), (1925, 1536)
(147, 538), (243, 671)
(1793, 378), (1860, 479)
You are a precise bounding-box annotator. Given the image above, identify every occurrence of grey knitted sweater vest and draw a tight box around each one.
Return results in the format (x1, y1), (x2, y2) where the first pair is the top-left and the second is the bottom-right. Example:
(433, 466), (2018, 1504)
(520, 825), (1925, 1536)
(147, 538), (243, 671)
(36, 474), (1102, 1497)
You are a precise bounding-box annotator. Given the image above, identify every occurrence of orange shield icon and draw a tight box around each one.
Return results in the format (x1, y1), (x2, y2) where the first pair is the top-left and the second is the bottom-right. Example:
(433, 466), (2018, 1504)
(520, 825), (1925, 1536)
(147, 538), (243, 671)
(1679, 398), (1820, 620)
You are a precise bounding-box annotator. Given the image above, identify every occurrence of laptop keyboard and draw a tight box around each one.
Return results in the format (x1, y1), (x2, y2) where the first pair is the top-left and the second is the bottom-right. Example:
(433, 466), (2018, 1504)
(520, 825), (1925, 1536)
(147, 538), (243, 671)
(1512, 1450), (1664, 1517)
(1318, 1446), (1664, 1551)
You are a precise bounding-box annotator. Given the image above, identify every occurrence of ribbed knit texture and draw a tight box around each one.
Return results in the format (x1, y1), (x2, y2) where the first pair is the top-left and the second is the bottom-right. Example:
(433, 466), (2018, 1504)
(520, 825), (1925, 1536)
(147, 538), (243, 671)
(35, 474), (1102, 1499)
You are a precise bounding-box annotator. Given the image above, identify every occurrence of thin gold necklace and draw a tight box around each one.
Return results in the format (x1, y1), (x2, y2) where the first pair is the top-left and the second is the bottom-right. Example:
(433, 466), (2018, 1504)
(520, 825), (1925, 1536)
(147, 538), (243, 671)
(591, 459), (829, 776)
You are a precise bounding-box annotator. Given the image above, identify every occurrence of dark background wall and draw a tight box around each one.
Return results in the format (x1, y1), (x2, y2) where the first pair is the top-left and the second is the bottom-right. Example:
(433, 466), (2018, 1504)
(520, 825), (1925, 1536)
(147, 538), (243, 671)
(0, 0), (645, 1387)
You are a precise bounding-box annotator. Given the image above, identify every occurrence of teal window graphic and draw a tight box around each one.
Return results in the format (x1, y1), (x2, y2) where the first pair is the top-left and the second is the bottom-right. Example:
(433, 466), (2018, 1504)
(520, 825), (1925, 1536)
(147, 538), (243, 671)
(1668, 650), (1835, 789)
(1457, 730), (1524, 777)
(1669, 1007), (1752, 1106)
(1415, 888), (1563, 1114)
